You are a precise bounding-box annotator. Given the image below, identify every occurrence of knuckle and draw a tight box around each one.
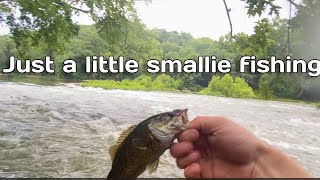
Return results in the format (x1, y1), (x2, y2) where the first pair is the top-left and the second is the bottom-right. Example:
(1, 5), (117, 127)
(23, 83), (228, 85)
(169, 144), (181, 158)
(176, 158), (185, 169)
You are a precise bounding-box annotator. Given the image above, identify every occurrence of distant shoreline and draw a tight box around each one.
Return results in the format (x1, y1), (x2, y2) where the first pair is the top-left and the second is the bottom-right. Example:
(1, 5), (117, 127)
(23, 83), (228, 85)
(0, 74), (318, 109)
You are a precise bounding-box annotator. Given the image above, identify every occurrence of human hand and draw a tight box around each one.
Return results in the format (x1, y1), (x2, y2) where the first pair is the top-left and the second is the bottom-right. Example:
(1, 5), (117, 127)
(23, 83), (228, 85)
(170, 116), (263, 178)
(170, 116), (312, 178)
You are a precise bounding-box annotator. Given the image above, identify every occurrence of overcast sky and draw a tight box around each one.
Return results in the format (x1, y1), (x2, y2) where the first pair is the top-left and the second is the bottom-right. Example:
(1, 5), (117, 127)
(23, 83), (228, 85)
(0, 0), (293, 40)
(134, 0), (292, 39)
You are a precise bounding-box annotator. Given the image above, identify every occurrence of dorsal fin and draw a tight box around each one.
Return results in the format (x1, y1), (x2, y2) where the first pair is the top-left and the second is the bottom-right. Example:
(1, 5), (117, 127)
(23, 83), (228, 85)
(109, 125), (137, 160)
(148, 158), (159, 174)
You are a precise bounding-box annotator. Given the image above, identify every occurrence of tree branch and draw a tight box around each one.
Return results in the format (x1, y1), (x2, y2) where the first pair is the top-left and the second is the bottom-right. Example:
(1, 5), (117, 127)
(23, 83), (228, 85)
(55, 1), (89, 13)
(287, 2), (292, 55)
(70, 5), (89, 13)
(222, 0), (235, 39)
(287, 0), (299, 8)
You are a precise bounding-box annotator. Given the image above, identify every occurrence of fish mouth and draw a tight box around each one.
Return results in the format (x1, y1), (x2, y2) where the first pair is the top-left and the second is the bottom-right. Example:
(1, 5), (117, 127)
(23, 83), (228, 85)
(178, 108), (189, 124)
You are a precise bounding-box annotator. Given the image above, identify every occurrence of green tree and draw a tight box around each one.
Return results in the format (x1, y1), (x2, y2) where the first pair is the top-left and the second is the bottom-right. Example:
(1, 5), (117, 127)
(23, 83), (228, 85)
(208, 76), (222, 92)
(0, 0), (136, 52)
(133, 75), (152, 88)
(153, 74), (181, 90)
(230, 77), (255, 98)
(257, 74), (275, 99)
(202, 74), (255, 98)
(219, 74), (234, 96)
(0, 35), (15, 70)
(241, 0), (282, 16)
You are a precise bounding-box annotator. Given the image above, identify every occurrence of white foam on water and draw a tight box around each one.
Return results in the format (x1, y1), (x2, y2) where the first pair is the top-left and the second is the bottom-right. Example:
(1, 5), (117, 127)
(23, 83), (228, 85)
(289, 118), (320, 127)
(0, 82), (319, 177)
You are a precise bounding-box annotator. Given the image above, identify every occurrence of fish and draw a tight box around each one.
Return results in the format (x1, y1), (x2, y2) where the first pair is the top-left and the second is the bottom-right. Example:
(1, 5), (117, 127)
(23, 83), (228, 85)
(107, 109), (189, 178)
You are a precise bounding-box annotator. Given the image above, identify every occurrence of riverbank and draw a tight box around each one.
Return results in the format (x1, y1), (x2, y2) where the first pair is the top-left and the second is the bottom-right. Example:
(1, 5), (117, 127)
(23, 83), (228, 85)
(0, 74), (318, 109)
(0, 74), (79, 86)
(80, 79), (319, 109)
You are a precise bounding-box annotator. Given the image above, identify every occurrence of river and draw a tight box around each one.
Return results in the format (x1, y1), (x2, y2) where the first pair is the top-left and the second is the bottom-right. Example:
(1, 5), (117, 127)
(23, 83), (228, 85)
(0, 82), (319, 177)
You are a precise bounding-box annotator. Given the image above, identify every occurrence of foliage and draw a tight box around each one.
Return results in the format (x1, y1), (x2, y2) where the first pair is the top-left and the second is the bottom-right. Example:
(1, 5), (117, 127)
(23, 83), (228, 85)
(256, 74), (275, 100)
(291, 0), (320, 59)
(153, 74), (182, 90)
(200, 74), (255, 99)
(230, 77), (256, 98)
(0, 0), (287, 53)
(241, 0), (281, 16)
(1, 0), (319, 102)
(132, 75), (153, 88)
(0, 0), (136, 52)
(198, 88), (225, 97)
(207, 74), (234, 96)
(81, 74), (181, 91)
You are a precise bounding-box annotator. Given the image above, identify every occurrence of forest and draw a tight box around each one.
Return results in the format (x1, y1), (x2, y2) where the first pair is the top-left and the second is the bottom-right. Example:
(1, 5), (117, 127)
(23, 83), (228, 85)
(0, 0), (319, 102)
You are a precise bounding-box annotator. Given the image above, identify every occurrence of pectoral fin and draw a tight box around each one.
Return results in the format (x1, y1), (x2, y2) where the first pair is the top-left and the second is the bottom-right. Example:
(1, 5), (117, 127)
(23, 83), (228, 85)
(132, 138), (148, 150)
(148, 158), (159, 174)
(109, 125), (137, 160)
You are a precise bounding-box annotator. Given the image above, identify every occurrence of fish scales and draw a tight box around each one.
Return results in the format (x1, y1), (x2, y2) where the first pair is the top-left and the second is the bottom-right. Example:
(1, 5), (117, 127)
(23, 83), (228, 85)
(107, 109), (189, 178)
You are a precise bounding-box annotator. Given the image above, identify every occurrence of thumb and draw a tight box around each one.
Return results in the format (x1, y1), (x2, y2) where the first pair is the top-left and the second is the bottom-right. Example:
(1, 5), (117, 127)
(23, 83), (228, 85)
(188, 116), (234, 135)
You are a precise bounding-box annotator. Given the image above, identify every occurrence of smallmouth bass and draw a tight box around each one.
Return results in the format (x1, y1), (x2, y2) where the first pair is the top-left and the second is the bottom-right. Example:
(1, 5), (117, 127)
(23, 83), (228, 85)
(107, 109), (189, 178)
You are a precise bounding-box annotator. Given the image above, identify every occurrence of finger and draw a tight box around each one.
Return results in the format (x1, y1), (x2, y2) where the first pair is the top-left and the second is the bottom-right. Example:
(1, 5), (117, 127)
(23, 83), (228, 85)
(177, 129), (199, 142)
(189, 116), (234, 134)
(170, 142), (194, 158)
(184, 163), (201, 178)
(176, 150), (201, 169)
